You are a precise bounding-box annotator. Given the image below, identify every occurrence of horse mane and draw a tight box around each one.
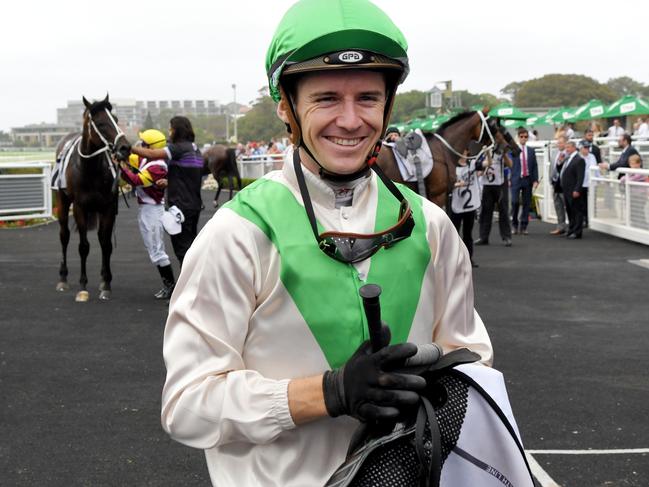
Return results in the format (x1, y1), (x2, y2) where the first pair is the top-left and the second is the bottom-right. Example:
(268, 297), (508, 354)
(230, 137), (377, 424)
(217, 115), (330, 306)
(436, 111), (474, 135)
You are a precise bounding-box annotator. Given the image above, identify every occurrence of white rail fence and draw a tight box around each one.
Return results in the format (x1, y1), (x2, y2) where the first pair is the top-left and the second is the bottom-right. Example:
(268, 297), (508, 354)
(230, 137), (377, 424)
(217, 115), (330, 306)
(0, 161), (53, 221)
(237, 153), (285, 179)
(588, 167), (649, 245)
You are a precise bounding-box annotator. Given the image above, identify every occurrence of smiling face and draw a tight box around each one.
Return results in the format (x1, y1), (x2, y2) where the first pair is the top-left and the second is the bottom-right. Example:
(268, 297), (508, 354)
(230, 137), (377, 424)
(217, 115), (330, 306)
(278, 70), (387, 175)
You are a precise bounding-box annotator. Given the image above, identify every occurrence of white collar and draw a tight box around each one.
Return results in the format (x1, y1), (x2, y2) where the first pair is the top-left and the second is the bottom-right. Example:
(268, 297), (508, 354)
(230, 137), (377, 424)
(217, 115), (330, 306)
(281, 147), (373, 210)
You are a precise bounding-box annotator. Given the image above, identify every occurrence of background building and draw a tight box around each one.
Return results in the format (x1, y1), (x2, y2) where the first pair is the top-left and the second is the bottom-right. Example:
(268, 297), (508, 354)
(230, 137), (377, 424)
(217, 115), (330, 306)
(56, 99), (225, 130)
(11, 123), (78, 147)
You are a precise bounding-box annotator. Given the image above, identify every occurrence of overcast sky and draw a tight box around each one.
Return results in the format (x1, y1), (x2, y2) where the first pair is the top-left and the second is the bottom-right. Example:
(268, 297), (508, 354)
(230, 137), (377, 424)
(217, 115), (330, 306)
(2, 0), (647, 131)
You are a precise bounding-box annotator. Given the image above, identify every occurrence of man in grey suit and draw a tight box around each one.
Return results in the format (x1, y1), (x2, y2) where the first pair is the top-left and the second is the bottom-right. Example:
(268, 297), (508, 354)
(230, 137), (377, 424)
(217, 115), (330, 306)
(561, 141), (586, 239)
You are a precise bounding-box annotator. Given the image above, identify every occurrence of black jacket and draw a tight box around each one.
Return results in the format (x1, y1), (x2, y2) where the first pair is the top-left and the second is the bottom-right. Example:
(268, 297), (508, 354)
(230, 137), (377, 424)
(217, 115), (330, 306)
(609, 145), (639, 171)
(590, 143), (602, 164)
(560, 153), (585, 195)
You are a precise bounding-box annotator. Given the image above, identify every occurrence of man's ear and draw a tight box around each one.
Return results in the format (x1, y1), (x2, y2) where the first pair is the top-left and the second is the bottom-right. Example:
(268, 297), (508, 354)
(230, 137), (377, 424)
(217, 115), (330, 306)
(277, 87), (302, 145)
(276, 98), (291, 124)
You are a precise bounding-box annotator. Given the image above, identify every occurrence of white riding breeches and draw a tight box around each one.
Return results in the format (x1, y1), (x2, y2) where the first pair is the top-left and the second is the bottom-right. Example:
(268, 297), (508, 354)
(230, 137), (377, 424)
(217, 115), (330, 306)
(138, 204), (170, 267)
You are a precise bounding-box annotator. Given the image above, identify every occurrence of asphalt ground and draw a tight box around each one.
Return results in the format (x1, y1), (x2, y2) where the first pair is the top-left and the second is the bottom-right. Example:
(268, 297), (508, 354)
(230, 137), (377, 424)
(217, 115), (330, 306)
(1, 190), (648, 487)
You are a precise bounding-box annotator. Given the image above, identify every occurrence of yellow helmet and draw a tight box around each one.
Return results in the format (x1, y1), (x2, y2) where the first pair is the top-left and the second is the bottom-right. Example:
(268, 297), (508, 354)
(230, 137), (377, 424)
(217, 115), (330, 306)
(128, 153), (140, 168)
(138, 129), (167, 149)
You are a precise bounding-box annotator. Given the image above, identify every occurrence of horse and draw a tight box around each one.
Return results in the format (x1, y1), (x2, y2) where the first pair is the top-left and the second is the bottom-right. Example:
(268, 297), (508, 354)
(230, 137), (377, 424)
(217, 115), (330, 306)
(203, 144), (242, 207)
(377, 109), (520, 209)
(54, 95), (131, 302)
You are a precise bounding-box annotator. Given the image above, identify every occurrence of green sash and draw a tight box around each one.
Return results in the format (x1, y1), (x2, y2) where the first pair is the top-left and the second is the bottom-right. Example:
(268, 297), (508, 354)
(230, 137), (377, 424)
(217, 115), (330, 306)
(224, 176), (431, 368)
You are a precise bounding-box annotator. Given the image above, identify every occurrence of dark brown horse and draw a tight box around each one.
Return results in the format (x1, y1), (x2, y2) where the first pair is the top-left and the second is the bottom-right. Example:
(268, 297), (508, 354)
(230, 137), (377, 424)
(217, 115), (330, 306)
(377, 109), (520, 208)
(55, 95), (131, 301)
(203, 144), (241, 207)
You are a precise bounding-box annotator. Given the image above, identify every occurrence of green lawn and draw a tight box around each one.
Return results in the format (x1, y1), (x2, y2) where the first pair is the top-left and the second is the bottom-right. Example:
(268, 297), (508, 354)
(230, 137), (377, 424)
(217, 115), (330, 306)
(0, 151), (55, 163)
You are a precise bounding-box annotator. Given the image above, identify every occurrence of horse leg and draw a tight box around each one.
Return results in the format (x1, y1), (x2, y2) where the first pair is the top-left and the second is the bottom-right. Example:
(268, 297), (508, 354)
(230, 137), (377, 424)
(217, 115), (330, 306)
(97, 210), (115, 301)
(56, 192), (72, 291)
(74, 207), (91, 302)
(228, 173), (235, 201)
(213, 183), (223, 208)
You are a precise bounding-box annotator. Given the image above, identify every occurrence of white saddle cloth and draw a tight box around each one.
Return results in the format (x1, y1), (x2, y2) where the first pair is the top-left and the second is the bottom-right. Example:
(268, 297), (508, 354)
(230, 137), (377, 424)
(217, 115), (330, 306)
(388, 129), (434, 183)
(51, 136), (81, 190)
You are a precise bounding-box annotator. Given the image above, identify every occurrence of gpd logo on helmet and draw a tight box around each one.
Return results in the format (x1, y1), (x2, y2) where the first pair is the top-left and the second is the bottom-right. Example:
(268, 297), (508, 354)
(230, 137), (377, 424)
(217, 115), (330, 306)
(339, 51), (364, 63)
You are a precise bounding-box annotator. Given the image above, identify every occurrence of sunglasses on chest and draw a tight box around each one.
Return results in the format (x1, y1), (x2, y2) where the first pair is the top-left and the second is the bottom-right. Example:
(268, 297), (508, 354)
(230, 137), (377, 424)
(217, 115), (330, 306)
(293, 150), (415, 264)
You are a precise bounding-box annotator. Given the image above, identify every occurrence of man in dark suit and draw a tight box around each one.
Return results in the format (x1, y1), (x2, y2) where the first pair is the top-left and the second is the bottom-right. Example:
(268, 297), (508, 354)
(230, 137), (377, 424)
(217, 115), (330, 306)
(510, 128), (539, 235)
(560, 141), (586, 239)
(583, 129), (601, 163)
(599, 133), (639, 175)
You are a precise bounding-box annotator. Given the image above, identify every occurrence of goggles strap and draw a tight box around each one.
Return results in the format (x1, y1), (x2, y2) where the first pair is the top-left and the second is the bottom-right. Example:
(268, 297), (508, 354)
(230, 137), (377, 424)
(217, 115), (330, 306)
(293, 150), (323, 241)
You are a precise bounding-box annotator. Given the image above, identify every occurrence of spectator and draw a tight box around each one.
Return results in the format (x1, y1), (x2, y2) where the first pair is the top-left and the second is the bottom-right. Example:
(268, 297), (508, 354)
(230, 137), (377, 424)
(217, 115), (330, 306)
(267, 142), (282, 155)
(564, 123), (575, 139)
(635, 117), (649, 138)
(607, 118), (625, 139)
(599, 133), (640, 174)
(271, 137), (286, 152)
(131, 116), (205, 265)
(583, 128), (601, 164)
(578, 140), (598, 226)
(550, 135), (568, 235)
(510, 128), (539, 235)
(589, 121), (603, 138)
(475, 144), (513, 246)
(560, 141), (586, 239)
(384, 126), (401, 143)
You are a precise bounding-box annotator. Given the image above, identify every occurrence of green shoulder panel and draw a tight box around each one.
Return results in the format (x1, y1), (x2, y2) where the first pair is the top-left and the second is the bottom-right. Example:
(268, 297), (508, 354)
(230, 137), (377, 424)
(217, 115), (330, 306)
(224, 177), (430, 368)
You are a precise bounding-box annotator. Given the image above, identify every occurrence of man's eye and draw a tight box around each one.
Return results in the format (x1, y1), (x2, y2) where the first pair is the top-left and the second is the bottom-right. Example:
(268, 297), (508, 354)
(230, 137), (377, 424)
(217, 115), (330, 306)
(316, 96), (336, 103)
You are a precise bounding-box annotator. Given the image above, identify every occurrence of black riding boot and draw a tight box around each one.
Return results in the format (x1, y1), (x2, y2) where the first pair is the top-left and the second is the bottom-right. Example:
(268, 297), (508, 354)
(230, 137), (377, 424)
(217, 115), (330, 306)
(155, 265), (175, 300)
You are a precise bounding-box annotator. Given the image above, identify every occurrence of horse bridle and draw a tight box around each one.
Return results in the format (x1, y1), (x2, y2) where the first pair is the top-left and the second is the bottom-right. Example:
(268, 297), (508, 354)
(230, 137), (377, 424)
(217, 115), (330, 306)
(433, 110), (496, 162)
(77, 108), (126, 159)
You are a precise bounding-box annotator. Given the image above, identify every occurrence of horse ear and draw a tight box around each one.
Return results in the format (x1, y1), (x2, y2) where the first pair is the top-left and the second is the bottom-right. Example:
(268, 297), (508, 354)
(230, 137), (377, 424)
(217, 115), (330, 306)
(482, 106), (490, 116)
(82, 96), (91, 109)
(103, 93), (110, 104)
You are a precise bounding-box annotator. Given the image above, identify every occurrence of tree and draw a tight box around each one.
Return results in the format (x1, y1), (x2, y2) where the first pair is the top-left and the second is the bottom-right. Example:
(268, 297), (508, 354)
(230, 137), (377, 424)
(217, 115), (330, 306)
(500, 81), (524, 100)
(455, 91), (501, 110)
(606, 76), (647, 98)
(237, 94), (287, 142)
(390, 90), (426, 122)
(513, 74), (617, 107)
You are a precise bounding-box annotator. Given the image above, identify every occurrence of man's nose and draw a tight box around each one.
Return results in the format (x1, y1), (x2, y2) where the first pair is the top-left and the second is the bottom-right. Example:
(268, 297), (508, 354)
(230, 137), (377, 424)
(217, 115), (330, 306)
(336, 101), (363, 132)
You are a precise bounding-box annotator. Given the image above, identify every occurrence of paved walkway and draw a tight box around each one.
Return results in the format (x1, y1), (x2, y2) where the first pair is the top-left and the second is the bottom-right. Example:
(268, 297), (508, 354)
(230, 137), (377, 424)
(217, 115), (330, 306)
(1, 193), (648, 486)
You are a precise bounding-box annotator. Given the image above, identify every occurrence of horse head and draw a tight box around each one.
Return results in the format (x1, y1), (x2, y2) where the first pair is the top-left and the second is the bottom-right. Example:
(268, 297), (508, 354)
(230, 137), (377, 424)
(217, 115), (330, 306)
(488, 117), (521, 158)
(82, 94), (131, 161)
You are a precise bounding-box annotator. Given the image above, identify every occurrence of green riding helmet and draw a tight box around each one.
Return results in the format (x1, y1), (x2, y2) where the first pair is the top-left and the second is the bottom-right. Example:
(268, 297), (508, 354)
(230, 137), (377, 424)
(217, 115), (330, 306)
(265, 0), (410, 104)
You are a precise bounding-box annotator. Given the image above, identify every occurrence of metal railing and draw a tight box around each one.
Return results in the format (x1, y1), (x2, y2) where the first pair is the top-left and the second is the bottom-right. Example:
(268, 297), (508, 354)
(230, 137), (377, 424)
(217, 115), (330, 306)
(237, 153), (285, 179)
(0, 161), (53, 221)
(588, 167), (649, 245)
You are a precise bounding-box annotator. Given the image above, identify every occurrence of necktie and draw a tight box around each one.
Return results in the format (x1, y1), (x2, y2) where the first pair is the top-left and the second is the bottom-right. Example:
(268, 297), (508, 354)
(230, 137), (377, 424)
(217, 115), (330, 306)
(522, 146), (528, 177)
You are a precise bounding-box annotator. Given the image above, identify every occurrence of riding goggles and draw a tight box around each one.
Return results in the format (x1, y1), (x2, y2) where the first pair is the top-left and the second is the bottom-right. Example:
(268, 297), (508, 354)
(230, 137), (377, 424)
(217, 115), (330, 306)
(293, 150), (415, 264)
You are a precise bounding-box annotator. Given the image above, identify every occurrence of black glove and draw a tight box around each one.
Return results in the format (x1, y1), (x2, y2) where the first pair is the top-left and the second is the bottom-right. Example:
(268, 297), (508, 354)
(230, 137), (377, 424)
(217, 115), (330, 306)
(322, 326), (426, 422)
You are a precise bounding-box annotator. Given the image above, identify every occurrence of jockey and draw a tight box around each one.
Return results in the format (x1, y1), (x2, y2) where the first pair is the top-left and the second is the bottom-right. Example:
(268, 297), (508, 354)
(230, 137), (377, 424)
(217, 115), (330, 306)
(120, 129), (175, 300)
(161, 1), (493, 485)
